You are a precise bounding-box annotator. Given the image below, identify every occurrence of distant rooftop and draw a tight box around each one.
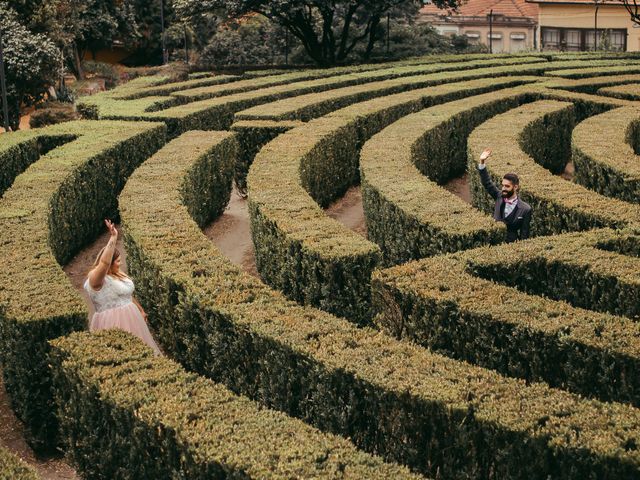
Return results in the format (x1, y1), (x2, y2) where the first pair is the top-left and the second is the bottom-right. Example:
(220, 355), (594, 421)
(420, 0), (538, 18)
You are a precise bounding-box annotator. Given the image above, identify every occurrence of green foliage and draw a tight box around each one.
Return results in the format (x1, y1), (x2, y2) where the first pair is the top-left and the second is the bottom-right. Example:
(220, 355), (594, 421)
(360, 87), (537, 265)
(119, 129), (640, 478)
(49, 330), (418, 480)
(468, 99), (640, 236)
(0, 120), (166, 450)
(0, 447), (40, 480)
(373, 228), (640, 406)
(248, 76), (535, 324)
(572, 105), (640, 203)
(29, 101), (78, 128)
(0, 2), (62, 130)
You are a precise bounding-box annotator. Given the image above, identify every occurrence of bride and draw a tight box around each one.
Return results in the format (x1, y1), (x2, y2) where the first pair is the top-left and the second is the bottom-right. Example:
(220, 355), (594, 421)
(84, 219), (161, 354)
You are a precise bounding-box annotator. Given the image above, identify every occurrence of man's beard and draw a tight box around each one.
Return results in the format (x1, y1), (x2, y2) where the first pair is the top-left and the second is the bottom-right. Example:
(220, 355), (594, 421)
(501, 191), (512, 198)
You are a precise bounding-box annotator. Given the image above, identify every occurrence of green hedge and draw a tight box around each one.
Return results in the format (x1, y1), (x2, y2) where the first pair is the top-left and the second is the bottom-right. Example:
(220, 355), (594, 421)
(468, 100), (640, 236)
(0, 448), (40, 480)
(121, 119), (640, 479)
(545, 62), (640, 78)
(598, 82), (640, 100)
(0, 131), (76, 197)
(0, 120), (166, 451)
(360, 87), (542, 264)
(49, 330), (419, 480)
(572, 106), (640, 203)
(248, 77), (532, 323)
(544, 74), (640, 94)
(230, 119), (303, 192)
(372, 228), (640, 406)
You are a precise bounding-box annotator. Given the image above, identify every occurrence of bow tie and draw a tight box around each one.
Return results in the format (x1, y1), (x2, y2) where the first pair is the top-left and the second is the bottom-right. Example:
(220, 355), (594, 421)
(504, 196), (518, 205)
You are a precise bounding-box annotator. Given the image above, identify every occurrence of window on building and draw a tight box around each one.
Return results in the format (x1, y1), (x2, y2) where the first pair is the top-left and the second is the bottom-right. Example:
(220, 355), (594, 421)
(542, 28), (560, 50)
(510, 32), (527, 52)
(543, 27), (627, 52)
(465, 31), (481, 44)
(487, 32), (504, 53)
(565, 29), (581, 51)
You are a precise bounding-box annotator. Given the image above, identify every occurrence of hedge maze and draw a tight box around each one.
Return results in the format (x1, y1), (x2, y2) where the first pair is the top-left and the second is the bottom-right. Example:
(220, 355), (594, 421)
(3, 53), (640, 479)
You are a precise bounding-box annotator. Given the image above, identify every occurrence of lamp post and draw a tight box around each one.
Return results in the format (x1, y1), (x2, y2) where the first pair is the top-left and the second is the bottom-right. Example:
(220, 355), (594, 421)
(488, 9), (493, 54)
(594, 0), (600, 50)
(0, 23), (9, 132)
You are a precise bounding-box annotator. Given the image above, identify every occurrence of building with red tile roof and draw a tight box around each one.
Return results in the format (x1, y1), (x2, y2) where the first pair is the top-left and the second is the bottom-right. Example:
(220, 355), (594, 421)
(419, 0), (538, 52)
(526, 0), (635, 51)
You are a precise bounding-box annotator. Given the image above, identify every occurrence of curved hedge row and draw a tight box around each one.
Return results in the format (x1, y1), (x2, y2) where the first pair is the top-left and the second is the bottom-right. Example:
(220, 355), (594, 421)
(230, 119), (303, 191)
(598, 82), (640, 100)
(179, 55), (543, 103)
(572, 105), (640, 203)
(248, 76), (532, 323)
(118, 127), (640, 479)
(0, 120), (166, 450)
(468, 100), (640, 236)
(359, 87), (539, 265)
(233, 67), (543, 122)
(50, 329), (418, 480)
(80, 58), (529, 122)
(542, 74), (640, 95)
(80, 57), (617, 138)
(373, 228), (640, 406)
(0, 448), (39, 480)
(545, 61), (640, 78)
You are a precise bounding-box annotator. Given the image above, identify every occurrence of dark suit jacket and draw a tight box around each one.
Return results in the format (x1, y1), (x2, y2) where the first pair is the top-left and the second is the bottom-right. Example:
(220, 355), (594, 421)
(478, 166), (532, 242)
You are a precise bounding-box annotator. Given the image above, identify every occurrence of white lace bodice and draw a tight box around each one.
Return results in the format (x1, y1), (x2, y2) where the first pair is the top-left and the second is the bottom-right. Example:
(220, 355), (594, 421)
(84, 275), (135, 313)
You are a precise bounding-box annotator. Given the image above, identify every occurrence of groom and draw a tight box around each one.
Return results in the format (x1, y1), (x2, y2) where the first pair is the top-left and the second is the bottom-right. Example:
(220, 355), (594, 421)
(477, 148), (532, 242)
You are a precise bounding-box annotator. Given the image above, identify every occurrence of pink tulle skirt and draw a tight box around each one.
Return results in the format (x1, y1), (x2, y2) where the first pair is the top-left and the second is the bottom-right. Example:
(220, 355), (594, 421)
(89, 302), (161, 355)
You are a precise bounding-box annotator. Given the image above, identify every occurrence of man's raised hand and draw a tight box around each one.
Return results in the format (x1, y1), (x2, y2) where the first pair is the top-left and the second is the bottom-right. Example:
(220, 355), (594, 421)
(479, 148), (491, 164)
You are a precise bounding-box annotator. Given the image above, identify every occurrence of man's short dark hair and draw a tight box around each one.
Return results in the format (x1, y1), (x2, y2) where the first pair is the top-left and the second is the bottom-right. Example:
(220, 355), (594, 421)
(503, 173), (520, 185)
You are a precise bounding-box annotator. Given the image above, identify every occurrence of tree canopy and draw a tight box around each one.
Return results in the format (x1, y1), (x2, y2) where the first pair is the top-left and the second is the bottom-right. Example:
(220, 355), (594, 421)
(0, 1), (61, 130)
(174, 0), (462, 66)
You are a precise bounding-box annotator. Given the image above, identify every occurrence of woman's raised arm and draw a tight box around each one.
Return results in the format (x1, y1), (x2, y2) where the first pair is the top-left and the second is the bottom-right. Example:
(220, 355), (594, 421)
(88, 220), (118, 290)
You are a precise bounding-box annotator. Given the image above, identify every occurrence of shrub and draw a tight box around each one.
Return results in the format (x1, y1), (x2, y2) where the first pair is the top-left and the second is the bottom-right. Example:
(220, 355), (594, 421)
(248, 76), (534, 323)
(0, 447), (40, 480)
(29, 102), (79, 129)
(120, 117), (640, 480)
(49, 330), (418, 480)
(598, 82), (640, 100)
(0, 120), (166, 450)
(467, 100), (640, 237)
(572, 105), (640, 203)
(372, 228), (640, 406)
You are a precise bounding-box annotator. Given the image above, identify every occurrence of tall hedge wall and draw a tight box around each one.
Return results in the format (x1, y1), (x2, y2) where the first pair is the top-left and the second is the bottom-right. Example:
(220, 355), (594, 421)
(49, 330), (419, 480)
(230, 119), (303, 192)
(468, 100), (640, 236)
(248, 76), (533, 323)
(598, 82), (640, 100)
(372, 228), (640, 406)
(572, 105), (640, 203)
(0, 448), (40, 480)
(0, 120), (166, 450)
(360, 87), (540, 264)
(120, 124), (640, 479)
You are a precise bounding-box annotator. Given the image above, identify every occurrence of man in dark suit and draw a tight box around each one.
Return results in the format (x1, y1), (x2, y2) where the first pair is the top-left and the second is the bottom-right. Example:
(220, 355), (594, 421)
(477, 148), (532, 242)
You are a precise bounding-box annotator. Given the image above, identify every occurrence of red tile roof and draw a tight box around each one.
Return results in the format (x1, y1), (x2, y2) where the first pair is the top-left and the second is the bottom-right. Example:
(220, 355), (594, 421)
(525, 0), (623, 4)
(421, 0), (539, 18)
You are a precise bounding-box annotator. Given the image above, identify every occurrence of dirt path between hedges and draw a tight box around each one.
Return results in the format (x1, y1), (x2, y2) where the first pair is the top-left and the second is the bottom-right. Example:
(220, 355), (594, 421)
(204, 187), (259, 277)
(325, 186), (367, 237)
(0, 376), (79, 480)
(0, 228), (127, 480)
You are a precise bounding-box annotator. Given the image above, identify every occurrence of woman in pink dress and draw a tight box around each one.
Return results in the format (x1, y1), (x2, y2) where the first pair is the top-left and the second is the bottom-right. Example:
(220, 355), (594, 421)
(84, 219), (161, 355)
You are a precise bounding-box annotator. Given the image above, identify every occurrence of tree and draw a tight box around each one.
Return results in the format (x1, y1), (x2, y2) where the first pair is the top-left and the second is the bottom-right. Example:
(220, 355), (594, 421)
(623, 0), (640, 26)
(0, 2), (61, 130)
(174, 0), (462, 66)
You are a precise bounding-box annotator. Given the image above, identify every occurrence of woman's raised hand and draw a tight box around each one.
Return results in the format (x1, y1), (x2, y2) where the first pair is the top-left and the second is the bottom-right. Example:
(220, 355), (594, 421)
(105, 219), (118, 238)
